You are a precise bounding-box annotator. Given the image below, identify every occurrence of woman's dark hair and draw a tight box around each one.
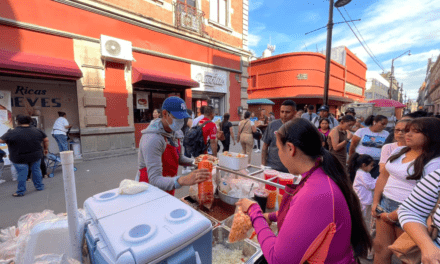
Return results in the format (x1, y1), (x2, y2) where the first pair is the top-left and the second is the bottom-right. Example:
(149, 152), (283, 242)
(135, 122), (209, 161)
(221, 113), (230, 130)
(244, 111), (251, 119)
(182, 109), (193, 133)
(318, 118), (329, 129)
(348, 153), (374, 183)
(16, 115), (32, 125)
(58, 111), (66, 117)
(364, 115), (387, 126)
(276, 118), (371, 257)
(341, 115), (356, 123)
(389, 117), (440, 180)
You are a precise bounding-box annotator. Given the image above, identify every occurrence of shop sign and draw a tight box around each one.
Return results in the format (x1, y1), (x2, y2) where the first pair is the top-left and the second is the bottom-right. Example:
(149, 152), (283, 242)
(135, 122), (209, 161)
(11, 86), (62, 108)
(191, 65), (227, 93)
(296, 74), (308, 80)
(136, 91), (149, 110)
(345, 83), (363, 96)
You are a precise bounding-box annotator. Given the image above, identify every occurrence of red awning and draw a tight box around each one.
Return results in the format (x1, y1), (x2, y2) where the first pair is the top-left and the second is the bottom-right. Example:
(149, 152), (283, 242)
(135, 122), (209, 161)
(0, 49), (82, 80)
(132, 67), (199, 88)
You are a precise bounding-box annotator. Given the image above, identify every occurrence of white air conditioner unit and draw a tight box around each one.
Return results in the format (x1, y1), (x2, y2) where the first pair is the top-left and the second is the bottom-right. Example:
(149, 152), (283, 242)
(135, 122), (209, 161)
(100, 35), (133, 62)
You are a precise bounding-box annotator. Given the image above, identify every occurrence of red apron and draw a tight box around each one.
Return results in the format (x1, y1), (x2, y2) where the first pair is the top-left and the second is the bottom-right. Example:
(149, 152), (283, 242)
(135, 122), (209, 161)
(277, 163), (320, 231)
(139, 137), (181, 196)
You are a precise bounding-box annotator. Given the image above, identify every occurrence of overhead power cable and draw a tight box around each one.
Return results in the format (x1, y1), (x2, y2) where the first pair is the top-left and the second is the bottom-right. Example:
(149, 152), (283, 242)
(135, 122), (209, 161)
(343, 7), (384, 71)
(336, 8), (385, 72)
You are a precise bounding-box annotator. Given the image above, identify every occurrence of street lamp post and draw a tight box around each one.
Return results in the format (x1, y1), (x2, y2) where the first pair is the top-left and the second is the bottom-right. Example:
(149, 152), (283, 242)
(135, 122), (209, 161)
(388, 50), (411, 100)
(323, 0), (352, 106)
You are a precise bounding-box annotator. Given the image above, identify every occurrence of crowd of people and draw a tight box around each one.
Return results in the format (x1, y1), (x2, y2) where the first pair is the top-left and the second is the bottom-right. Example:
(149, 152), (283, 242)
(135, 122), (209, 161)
(128, 95), (440, 263)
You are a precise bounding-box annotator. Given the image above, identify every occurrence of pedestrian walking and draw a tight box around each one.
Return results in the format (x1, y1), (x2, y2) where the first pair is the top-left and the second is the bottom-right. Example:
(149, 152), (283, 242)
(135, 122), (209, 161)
(236, 118), (371, 263)
(219, 113), (235, 153)
(301, 105), (318, 121)
(349, 115), (389, 179)
(136, 97), (210, 195)
(318, 118), (330, 150)
(181, 109), (193, 175)
(152, 108), (162, 120)
(237, 111), (256, 164)
(0, 115), (49, 197)
(255, 109), (268, 153)
(51, 111), (72, 152)
(328, 115), (356, 169)
(261, 100), (296, 173)
(198, 106), (218, 156)
(312, 105), (339, 129)
(371, 117), (440, 264)
(192, 105), (205, 127)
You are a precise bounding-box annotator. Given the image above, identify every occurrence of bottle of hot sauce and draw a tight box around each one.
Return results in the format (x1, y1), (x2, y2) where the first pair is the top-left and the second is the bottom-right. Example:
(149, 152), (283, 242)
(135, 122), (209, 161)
(198, 156), (214, 209)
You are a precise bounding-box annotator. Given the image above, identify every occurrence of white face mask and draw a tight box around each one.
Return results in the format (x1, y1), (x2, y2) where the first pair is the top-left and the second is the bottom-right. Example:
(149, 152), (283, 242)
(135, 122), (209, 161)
(165, 115), (185, 132)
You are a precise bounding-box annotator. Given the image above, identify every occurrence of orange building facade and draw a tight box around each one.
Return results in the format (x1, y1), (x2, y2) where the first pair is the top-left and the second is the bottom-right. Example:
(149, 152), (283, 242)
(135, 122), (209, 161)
(248, 47), (367, 117)
(0, 0), (251, 159)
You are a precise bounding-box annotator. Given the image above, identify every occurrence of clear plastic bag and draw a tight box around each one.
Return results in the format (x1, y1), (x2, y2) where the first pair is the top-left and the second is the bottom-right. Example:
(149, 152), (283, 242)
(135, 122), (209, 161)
(32, 254), (81, 264)
(228, 206), (254, 243)
(0, 226), (18, 243)
(118, 179), (149, 195)
(198, 157), (214, 209)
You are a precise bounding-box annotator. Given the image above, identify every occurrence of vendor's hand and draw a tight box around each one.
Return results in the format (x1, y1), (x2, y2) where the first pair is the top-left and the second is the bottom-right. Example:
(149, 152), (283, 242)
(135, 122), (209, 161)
(263, 213), (272, 225)
(421, 245), (440, 264)
(371, 203), (378, 218)
(180, 169), (210, 186)
(236, 198), (257, 213)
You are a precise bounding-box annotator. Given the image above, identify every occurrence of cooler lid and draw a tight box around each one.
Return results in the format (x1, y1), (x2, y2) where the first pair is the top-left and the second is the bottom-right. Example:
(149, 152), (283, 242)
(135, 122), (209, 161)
(83, 185), (168, 221)
(95, 195), (212, 264)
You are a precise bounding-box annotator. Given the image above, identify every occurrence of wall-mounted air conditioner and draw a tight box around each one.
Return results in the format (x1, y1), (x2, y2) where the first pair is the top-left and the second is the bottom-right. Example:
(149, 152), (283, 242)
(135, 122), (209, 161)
(100, 35), (133, 62)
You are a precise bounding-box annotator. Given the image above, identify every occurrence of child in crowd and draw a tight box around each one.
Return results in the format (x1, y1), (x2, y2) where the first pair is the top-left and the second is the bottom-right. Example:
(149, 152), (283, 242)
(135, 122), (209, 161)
(348, 153), (376, 259)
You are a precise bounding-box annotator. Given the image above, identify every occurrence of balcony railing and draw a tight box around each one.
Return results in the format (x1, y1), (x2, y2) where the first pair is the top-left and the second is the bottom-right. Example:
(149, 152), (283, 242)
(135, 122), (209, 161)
(174, 1), (206, 35)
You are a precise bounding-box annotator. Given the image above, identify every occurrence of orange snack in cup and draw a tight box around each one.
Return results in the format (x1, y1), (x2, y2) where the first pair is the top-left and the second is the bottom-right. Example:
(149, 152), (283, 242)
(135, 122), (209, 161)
(198, 156), (214, 209)
(266, 190), (277, 209)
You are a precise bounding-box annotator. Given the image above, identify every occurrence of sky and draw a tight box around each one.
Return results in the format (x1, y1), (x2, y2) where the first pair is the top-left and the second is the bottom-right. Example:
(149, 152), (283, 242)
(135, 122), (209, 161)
(248, 0), (440, 101)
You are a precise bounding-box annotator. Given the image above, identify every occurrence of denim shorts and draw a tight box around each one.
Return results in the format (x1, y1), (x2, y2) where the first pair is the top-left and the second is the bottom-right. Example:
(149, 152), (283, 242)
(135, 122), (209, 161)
(379, 195), (402, 228)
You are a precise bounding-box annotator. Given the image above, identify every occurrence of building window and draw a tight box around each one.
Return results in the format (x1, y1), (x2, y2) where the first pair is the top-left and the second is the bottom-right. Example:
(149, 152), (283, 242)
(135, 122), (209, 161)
(179, 0), (196, 7)
(210, 0), (228, 26)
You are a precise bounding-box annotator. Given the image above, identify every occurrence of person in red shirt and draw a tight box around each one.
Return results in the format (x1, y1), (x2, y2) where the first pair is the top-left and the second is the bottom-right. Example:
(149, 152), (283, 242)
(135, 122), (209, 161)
(198, 106), (218, 156)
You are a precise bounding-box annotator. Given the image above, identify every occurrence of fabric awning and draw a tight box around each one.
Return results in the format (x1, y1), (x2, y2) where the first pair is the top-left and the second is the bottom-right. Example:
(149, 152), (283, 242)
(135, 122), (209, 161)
(132, 67), (199, 88)
(247, 99), (275, 105)
(291, 94), (354, 103)
(0, 49), (82, 80)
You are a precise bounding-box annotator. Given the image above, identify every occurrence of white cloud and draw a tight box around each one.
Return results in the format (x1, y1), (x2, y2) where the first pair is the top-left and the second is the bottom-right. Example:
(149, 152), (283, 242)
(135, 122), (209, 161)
(383, 49), (440, 67)
(393, 66), (427, 100)
(248, 33), (262, 47)
(249, 0), (264, 11)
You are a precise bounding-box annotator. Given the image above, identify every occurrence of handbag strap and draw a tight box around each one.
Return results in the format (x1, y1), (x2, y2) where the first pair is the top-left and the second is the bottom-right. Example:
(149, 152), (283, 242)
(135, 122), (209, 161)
(239, 120), (250, 134)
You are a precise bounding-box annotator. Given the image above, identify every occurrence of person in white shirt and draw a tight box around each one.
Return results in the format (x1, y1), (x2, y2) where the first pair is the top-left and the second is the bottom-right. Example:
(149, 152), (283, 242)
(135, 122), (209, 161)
(191, 106), (205, 127)
(301, 105), (318, 122)
(349, 153), (376, 260)
(371, 117), (440, 264)
(51, 111), (72, 152)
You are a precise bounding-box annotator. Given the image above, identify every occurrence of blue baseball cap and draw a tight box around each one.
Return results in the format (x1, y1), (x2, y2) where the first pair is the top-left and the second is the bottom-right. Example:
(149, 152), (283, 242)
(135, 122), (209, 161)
(162, 96), (190, 119)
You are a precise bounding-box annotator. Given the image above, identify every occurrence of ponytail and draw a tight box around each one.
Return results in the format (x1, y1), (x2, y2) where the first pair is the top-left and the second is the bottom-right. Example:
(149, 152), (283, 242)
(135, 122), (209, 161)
(365, 115), (388, 127)
(321, 148), (372, 258)
(348, 153), (374, 183)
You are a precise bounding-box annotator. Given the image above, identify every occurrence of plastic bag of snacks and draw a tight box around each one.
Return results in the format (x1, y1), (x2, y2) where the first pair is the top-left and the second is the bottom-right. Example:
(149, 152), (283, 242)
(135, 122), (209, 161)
(198, 156), (214, 209)
(228, 206), (254, 243)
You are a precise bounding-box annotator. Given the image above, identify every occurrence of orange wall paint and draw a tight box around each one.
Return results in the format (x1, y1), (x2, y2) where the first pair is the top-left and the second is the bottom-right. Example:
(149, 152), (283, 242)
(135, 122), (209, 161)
(0, 0), (241, 71)
(248, 51), (367, 103)
(133, 52), (190, 76)
(229, 72), (241, 121)
(105, 62), (129, 127)
(0, 25), (75, 60)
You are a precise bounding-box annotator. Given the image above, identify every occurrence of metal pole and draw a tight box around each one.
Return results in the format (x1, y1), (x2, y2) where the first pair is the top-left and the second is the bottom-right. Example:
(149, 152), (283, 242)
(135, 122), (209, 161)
(323, 0), (334, 106)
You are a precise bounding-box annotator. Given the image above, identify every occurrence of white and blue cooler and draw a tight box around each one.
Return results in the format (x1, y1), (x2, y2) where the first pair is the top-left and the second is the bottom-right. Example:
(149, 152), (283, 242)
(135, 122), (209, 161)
(84, 184), (212, 264)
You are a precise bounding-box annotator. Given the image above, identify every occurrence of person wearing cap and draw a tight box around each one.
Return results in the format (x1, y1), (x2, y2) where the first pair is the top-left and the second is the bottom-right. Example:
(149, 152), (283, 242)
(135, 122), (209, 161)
(51, 111), (72, 152)
(136, 97), (210, 195)
(312, 105), (339, 129)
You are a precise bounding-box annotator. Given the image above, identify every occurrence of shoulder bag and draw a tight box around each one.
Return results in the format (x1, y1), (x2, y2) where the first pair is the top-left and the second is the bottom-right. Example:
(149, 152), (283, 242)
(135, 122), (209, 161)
(388, 192), (440, 264)
(217, 122), (226, 141)
(237, 120), (249, 142)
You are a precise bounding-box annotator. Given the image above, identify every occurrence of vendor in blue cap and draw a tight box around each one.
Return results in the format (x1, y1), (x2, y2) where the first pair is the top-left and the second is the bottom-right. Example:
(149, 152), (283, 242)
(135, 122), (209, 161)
(136, 96), (210, 195)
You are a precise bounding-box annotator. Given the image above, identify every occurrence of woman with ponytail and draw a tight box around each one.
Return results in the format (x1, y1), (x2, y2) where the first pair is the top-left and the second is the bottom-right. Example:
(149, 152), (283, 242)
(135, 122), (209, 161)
(237, 118), (371, 263)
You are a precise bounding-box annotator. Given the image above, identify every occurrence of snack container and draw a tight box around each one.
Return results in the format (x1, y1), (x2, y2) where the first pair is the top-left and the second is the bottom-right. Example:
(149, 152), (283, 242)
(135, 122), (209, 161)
(264, 170), (279, 191)
(219, 152), (248, 171)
